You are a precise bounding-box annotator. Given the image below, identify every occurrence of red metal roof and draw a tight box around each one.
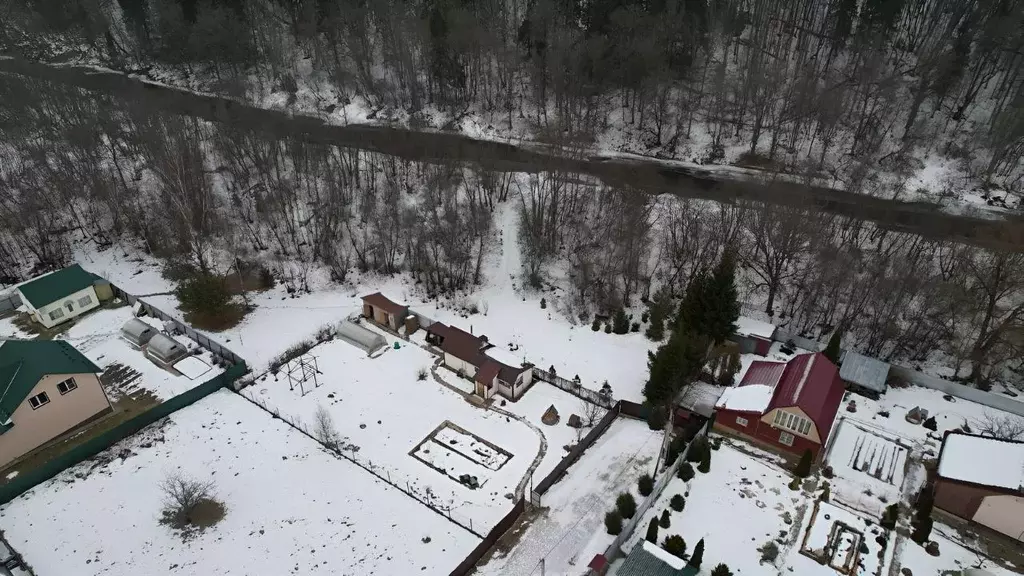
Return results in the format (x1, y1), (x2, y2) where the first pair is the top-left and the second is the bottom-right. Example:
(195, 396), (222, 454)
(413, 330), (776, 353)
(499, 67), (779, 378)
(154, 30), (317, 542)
(361, 292), (407, 315)
(740, 360), (787, 388)
(766, 352), (845, 433)
(476, 360), (501, 384)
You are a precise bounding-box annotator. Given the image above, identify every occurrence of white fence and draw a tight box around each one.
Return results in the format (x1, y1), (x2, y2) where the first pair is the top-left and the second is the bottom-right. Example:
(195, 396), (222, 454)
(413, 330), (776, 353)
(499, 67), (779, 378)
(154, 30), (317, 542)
(600, 423), (709, 566)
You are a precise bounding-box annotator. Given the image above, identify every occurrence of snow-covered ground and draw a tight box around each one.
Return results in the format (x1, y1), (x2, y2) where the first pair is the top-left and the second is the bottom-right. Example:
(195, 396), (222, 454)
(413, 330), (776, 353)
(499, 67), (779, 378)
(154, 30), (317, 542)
(791, 500), (895, 576)
(240, 333), (539, 533)
(478, 417), (660, 576)
(622, 443), (803, 575)
(901, 525), (1022, 576)
(824, 418), (910, 517)
(0, 304), (224, 401)
(0, 390), (479, 576)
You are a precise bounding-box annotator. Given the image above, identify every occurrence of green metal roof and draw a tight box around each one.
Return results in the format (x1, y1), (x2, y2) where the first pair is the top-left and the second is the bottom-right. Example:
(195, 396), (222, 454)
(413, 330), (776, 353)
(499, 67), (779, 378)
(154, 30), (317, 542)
(617, 542), (699, 576)
(17, 265), (100, 308)
(0, 340), (102, 426)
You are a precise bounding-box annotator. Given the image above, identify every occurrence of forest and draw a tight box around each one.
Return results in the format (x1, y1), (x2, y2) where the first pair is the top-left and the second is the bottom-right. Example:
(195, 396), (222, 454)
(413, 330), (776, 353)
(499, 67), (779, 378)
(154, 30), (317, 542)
(0, 0), (1022, 390)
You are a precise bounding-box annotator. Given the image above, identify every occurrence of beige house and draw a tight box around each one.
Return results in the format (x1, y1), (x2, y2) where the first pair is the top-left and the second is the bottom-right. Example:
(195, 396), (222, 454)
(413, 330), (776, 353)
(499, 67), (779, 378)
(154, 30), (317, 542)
(16, 265), (102, 329)
(0, 340), (110, 469)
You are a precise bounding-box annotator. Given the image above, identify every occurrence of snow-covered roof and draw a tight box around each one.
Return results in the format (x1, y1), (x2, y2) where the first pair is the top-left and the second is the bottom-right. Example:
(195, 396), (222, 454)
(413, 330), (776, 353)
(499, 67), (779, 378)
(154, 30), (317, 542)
(839, 351), (889, 393)
(937, 433), (1024, 492)
(641, 541), (687, 571)
(715, 384), (775, 413)
(735, 316), (776, 339)
(676, 382), (725, 417)
(484, 346), (527, 368)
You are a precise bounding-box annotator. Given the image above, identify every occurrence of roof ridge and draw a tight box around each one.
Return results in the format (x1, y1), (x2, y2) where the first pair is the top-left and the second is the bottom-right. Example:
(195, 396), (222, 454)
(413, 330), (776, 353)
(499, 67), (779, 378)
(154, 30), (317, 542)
(790, 353), (816, 403)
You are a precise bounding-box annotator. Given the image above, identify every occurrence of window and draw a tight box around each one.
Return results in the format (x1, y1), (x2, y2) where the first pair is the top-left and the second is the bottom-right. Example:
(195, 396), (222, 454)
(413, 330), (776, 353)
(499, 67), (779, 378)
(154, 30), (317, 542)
(57, 377), (78, 395)
(78, 295), (92, 308)
(779, 431), (795, 446)
(64, 301), (74, 313)
(735, 416), (749, 427)
(48, 308), (64, 321)
(28, 391), (50, 409)
(773, 410), (813, 437)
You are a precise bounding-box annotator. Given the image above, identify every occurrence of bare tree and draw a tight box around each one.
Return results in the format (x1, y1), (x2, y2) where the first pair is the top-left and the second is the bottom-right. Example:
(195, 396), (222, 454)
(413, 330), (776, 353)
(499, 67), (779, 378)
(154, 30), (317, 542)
(160, 472), (215, 526)
(579, 398), (604, 428)
(976, 412), (1024, 441)
(313, 405), (341, 450)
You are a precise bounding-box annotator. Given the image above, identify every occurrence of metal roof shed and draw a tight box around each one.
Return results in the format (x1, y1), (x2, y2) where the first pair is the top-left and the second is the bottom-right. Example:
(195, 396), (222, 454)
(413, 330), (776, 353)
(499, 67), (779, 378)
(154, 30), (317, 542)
(337, 321), (386, 353)
(146, 333), (189, 365)
(121, 318), (157, 348)
(839, 351), (890, 397)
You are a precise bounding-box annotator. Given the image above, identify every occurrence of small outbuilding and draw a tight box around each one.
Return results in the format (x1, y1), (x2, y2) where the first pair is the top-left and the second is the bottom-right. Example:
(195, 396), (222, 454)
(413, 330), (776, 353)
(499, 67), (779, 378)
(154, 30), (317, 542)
(934, 432), (1024, 542)
(121, 318), (157, 348)
(614, 541), (699, 576)
(839, 350), (889, 398)
(16, 265), (102, 328)
(336, 321), (387, 354)
(145, 333), (189, 367)
(361, 292), (408, 332)
(732, 316), (777, 356)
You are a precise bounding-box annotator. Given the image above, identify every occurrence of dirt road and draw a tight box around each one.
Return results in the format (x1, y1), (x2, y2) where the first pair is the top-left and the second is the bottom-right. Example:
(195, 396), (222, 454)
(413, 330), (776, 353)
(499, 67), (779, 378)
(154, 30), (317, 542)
(2, 56), (1022, 251)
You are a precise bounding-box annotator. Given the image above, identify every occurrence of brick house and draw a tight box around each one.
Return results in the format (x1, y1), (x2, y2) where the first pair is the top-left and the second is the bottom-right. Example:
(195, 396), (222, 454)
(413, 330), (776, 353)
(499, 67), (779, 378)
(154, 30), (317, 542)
(714, 352), (846, 460)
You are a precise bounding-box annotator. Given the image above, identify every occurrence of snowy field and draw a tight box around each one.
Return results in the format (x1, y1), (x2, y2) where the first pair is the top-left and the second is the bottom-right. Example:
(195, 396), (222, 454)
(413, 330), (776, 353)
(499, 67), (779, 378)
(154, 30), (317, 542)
(824, 419), (910, 517)
(0, 390), (479, 576)
(240, 334), (540, 533)
(478, 417), (661, 576)
(0, 304), (224, 401)
(623, 443), (802, 575)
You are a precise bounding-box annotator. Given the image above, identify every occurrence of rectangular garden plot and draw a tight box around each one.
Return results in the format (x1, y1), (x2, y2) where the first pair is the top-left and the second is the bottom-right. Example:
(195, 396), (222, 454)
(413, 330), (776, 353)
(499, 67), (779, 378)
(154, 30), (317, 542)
(410, 421), (513, 489)
(799, 501), (893, 576)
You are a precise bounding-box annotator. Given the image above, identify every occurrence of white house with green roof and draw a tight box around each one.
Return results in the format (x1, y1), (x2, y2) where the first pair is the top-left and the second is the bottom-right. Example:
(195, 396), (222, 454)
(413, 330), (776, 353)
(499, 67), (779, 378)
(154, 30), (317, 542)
(16, 265), (102, 328)
(0, 340), (110, 469)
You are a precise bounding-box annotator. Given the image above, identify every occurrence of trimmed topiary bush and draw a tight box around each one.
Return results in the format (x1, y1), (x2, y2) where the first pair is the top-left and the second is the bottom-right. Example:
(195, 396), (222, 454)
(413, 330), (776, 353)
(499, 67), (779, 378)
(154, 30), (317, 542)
(616, 492), (637, 519)
(605, 509), (623, 535)
(638, 473), (654, 497)
(688, 538), (704, 568)
(711, 564), (733, 576)
(670, 494), (685, 512)
(794, 449), (813, 478)
(678, 462), (695, 482)
(662, 535), (687, 559)
(659, 509), (671, 528)
(698, 448), (711, 473)
(645, 517), (659, 543)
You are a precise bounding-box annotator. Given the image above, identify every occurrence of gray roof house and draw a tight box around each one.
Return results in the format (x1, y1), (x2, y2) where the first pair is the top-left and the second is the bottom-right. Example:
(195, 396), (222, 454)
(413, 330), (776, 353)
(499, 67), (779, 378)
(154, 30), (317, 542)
(615, 541), (698, 576)
(839, 350), (889, 398)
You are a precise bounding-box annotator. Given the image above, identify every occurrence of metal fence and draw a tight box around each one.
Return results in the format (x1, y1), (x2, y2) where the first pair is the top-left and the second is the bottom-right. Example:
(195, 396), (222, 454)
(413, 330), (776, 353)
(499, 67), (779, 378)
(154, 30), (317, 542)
(889, 365), (1024, 417)
(0, 290), (22, 314)
(601, 422), (709, 565)
(533, 368), (616, 409)
(237, 388), (485, 537)
(110, 285), (246, 366)
(450, 498), (525, 576)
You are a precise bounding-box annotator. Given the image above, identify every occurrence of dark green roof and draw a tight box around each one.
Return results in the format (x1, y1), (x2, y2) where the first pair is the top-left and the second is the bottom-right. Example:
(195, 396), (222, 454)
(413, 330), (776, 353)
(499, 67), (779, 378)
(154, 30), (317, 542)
(617, 542), (699, 576)
(17, 265), (100, 308)
(0, 340), (102, 423)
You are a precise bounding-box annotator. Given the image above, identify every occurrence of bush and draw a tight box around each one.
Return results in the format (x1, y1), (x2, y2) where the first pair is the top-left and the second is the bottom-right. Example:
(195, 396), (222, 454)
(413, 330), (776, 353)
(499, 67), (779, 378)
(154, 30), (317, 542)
(662, 535), (687, 559)
(670, 494), (685, 512)
(678, 462), (695, 482)
(666, 436), (687, 467)
(686, 436), (708, 463)
(591, 318), (602, 331)
(645, 517), (659, 543)
(711, 564), (734, 576)
(540, 298), (547, 309)
(911, 517), (933, 544)
(819, 483), (831, 502)
(604, 323), (612, 334)
(880, 503), (899, 530)
(759, 541), (779, 563)
(616, 492), (637, 519)
(794, 449), (813, 478)
(258, 266), (275, 289)
(788, 477), (802, 491)
(697, 449), (711, 473)
(631, 322), (640, 332)
(641, 311), (650, 323)
(688, 538), (704, 568)
(605, 510), (623, 535)
(176, 274), (230, 316)
(613, 308), (630, 334)
(638, 473), (654, 496)
(659, 509), (671, 528)
(417, 367), (428, 381)
(923, 416), (937, 431)
(647, 406), (667, 430)
(645, 317), (665, 341)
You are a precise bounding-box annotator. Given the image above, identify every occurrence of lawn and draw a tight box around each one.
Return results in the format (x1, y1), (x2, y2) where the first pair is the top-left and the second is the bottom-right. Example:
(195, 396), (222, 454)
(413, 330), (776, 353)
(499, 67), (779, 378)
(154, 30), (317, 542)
(0, 390), (480, 576)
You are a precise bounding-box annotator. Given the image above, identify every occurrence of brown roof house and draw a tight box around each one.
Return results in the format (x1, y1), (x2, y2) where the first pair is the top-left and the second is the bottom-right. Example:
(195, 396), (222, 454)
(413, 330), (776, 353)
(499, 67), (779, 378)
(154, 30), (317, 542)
(933, 432), (1024, 542)
(0, 340), (111, 470)
(426, 323), (534, 401)
(361, 293), (409, 332)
